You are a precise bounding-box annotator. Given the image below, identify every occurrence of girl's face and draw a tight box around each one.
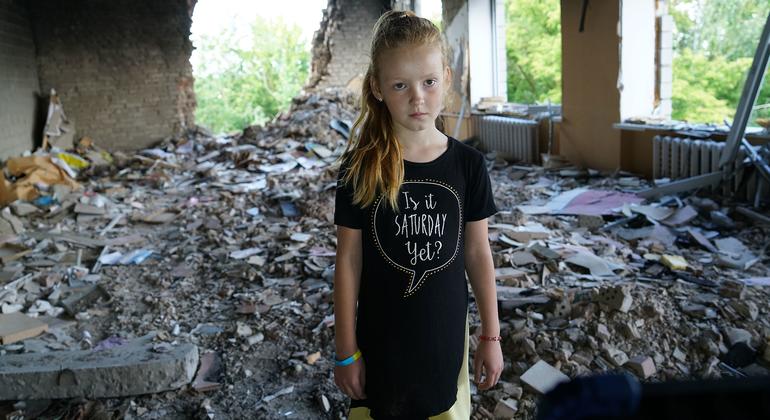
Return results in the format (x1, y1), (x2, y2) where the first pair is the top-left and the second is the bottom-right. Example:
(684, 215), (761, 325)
(373, 43), (449, 137)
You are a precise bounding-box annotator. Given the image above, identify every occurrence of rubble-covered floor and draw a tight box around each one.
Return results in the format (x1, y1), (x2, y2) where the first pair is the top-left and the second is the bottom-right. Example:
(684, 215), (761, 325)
(1, 89), (770, 419)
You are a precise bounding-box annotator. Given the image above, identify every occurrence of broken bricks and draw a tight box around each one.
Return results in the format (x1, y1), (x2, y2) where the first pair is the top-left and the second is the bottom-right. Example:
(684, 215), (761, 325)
(59, 284), (111, 316)
(624, 356), (656, 379)
(593, 285), (633, 313)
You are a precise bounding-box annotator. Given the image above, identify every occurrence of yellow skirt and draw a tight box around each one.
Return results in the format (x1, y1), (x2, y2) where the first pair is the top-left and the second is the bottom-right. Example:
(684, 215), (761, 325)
(348, 319), (471, 420)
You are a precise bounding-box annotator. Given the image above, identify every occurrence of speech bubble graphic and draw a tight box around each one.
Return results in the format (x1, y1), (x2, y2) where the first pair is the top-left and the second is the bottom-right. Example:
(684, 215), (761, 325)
(372, 180), (462, 297)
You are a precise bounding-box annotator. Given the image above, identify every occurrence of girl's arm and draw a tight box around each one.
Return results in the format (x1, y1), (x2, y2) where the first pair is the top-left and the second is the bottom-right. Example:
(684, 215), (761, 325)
(333, 225), (367, 399)
(465, 218), (503, 390)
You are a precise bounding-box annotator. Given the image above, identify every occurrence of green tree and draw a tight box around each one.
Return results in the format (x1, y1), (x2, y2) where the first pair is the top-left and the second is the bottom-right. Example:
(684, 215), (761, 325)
(671, 0), (767, 61)
(505, 0), (561, 104)
(193, 16), (310, 133)
(671, 50), (754, 122)
(670, 0), (770, 123)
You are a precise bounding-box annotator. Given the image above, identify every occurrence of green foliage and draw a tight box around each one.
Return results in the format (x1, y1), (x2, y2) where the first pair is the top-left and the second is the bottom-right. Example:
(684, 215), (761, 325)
(505, 0), (561, 104)
(671, 0), (767, 61)
(670, 0), (770, 123)
(502, 0), (769, 121)
(671, 50), (750, 122)
(193, 16), (310, 133)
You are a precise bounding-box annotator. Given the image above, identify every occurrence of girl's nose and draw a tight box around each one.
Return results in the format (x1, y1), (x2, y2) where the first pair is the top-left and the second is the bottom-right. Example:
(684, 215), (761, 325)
(410, 86), (425, 104)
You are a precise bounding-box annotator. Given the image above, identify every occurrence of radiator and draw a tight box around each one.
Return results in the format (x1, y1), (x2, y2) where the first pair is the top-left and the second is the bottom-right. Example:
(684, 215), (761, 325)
(474, 115), (539, 163)
(652, 135), (768, 201)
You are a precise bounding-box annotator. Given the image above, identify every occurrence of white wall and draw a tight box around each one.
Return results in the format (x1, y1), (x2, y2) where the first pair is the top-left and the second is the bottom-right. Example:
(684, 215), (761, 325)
(468, 0), (494, 105)
(445, 0), (507, 106)
(493, 0), (507, 98)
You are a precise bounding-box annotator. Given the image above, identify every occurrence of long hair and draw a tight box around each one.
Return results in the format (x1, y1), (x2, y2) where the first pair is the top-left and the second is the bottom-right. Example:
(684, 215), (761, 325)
(341, 10), (448, 210)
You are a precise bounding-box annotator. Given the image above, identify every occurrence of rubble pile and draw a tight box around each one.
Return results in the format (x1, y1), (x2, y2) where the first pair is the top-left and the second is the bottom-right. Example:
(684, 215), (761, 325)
(240, 88), (358, 150)
(470, 164), (770, 419)
(1, 88), (769, 419)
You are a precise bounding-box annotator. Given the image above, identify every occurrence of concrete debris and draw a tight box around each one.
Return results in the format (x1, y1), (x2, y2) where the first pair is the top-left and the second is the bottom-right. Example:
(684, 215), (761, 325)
(192, 351), (221, 392)
(492, 397), (518, 419)
(724, 327), (753, 347)
(0, 87), (769, 418)
(519, 360), (570, 395)
(0, 334), (198, 400)
(594, 285), (634, 313)
(624, 355), (656, 379)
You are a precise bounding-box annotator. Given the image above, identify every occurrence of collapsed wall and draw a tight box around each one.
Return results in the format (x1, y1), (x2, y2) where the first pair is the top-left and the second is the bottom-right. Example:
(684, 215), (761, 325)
(307, 0), (387, 91)
(27, 0), (196, 151)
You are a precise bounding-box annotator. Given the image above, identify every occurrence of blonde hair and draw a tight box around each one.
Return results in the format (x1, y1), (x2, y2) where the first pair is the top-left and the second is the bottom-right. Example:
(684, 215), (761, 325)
(341, 10), (448, 210)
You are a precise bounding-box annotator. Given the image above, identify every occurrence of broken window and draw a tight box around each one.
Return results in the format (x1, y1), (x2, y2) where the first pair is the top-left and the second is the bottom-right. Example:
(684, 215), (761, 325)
(189, 1), (326, 133)
(504, 0), (561, 105)
(669, 0), (770, 125)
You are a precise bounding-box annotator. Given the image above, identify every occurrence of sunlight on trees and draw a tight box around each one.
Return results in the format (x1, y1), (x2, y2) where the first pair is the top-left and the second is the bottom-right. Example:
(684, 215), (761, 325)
(504, 0), (770, 124)
(670, 0), (770, 123)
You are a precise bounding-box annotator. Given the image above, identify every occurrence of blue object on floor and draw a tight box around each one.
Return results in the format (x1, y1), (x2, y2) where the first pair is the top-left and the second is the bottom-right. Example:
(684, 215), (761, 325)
(33, 195), (55, 207)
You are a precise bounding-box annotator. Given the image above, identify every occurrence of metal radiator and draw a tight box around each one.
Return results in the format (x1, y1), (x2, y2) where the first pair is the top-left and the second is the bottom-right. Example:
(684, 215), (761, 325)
(652, 135), (767, 201)
(474, 115), (539, 163)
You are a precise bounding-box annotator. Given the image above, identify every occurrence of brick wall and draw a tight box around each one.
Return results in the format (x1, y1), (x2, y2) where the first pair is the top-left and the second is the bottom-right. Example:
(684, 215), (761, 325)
(0, 0), (39, 160)
(28, 0), (196, 151)
(310, 0), (385, 90)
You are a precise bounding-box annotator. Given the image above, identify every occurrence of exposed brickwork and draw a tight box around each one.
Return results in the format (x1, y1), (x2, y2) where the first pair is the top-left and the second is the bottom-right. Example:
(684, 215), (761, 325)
(308, 0), (386, 90)
(0, 0), (39, 160)
(28, 0), (196, 151)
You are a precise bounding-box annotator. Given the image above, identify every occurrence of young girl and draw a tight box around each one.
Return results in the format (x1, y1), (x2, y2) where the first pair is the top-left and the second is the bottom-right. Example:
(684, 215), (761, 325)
(333, 10), (503, 419)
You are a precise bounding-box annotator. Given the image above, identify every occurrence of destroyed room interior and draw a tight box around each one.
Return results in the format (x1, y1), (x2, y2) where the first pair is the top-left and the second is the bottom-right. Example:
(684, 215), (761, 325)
(1, 0), (770, 419)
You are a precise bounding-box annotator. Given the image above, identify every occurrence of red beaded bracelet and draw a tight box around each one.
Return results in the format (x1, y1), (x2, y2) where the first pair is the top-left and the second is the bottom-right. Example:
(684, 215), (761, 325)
(479, 335), (502, 342)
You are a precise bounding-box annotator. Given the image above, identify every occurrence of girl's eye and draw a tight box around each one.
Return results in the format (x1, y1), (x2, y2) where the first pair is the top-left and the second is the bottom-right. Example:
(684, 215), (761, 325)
(393, 83), (406, 90)
(425, 79), (438, 87)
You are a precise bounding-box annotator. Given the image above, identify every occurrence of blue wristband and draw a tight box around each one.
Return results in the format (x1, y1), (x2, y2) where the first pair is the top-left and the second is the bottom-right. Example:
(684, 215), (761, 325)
(335, 350), (362, 367)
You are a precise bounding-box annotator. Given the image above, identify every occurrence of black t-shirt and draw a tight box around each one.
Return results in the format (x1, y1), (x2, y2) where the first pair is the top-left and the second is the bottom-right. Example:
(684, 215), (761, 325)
(334, 137), (497, 419)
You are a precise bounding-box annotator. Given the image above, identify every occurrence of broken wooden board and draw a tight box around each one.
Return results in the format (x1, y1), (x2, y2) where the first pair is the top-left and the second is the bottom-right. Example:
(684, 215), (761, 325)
(490, 223), (551, 242)
(0, 243), (31, 265)
(494, 267), (528, 282)
(0, 312), (48, 345)
(497, 286), (550, 311)
(27, 232), (106, 248)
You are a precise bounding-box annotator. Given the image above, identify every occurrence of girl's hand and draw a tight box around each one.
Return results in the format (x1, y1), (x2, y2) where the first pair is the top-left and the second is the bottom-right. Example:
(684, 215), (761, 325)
(474, 340), (503, 390)
(334, 357), (367, 400)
